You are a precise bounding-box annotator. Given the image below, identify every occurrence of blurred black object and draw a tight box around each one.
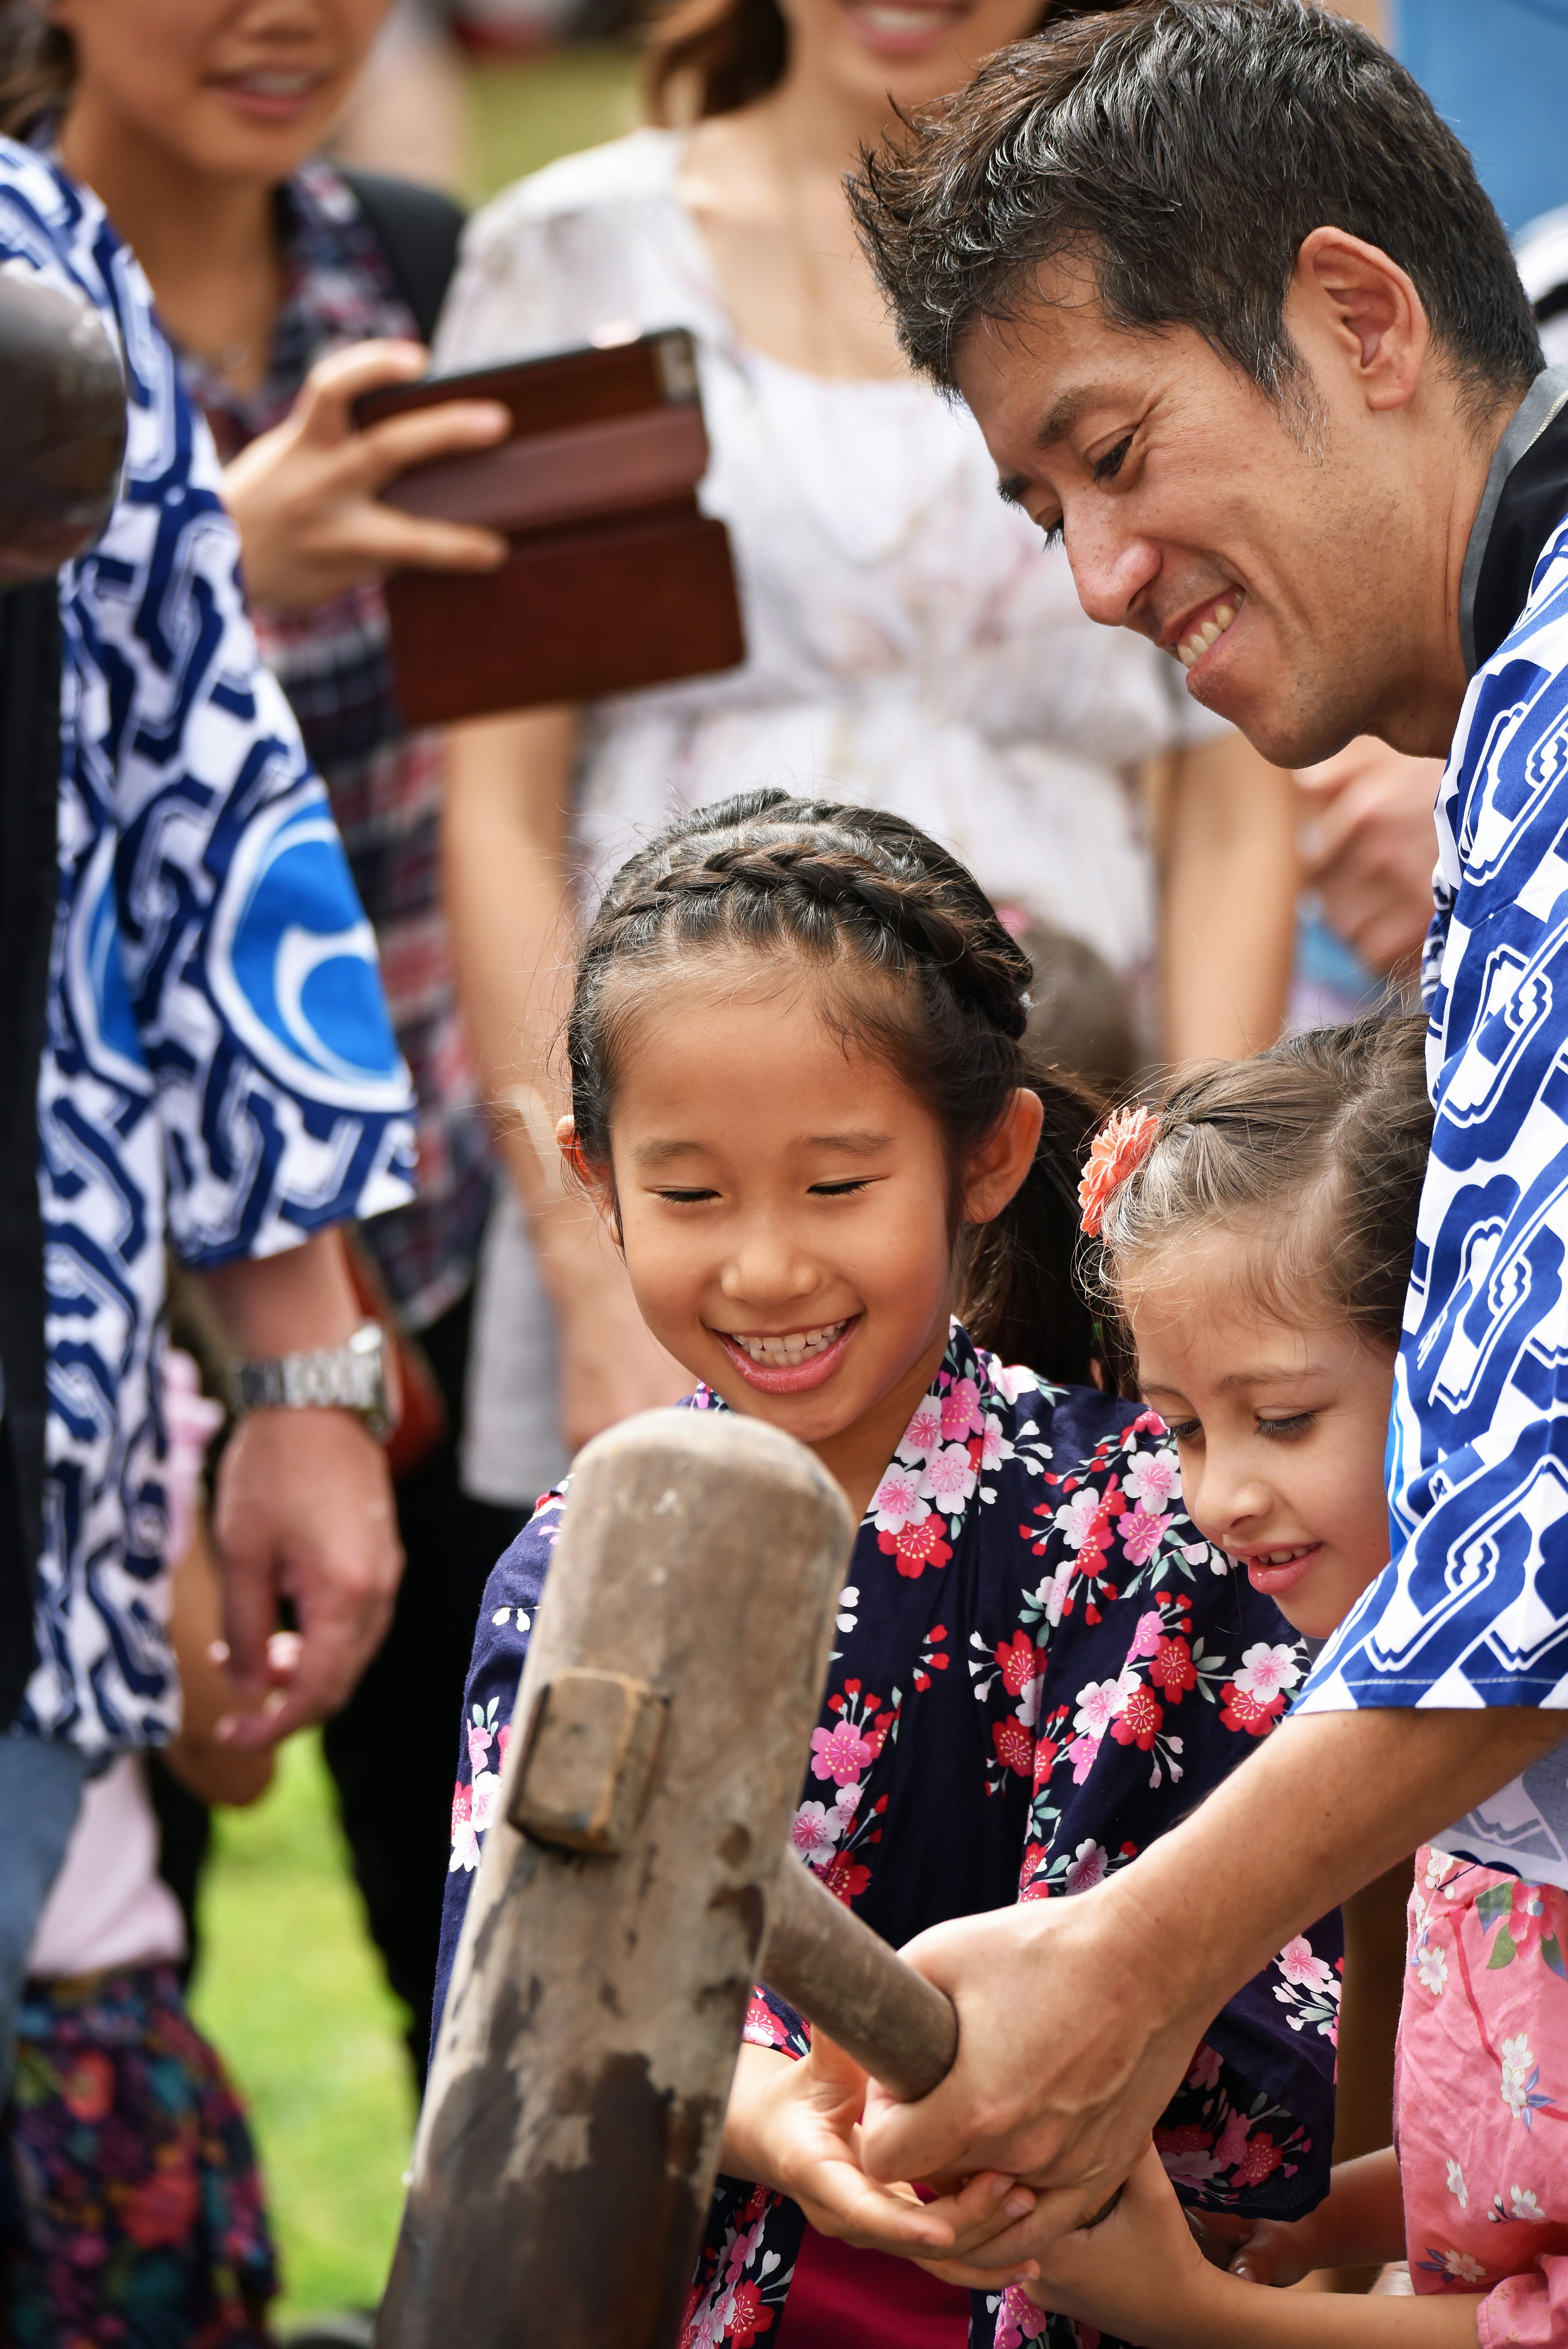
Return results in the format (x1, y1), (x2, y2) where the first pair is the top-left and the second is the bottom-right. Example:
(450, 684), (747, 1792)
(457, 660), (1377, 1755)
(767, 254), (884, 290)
(0, 267), (124, 583)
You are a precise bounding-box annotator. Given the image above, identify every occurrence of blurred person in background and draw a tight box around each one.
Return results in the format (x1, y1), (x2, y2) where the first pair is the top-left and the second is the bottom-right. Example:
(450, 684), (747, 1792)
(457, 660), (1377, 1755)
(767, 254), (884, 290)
(0, 0), (526, 2077)
(434, 0), (1300, 1510)
(0, 115), (416, 2215)
(4, 1360), (281, 2349)
(329, 0), (469, 190)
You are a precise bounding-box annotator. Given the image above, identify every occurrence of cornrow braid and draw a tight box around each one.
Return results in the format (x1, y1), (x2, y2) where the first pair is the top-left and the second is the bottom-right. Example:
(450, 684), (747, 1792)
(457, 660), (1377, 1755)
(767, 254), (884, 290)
(567, 787), (1108, 1385)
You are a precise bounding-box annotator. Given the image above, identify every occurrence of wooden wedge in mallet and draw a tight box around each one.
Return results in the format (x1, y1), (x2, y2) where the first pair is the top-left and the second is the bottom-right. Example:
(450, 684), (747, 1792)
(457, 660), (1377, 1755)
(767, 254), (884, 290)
(376, 1406), (966, 2349)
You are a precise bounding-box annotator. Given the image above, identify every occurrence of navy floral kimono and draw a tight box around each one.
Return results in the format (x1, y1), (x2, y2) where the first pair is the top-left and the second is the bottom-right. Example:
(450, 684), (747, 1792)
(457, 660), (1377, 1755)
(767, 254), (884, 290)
(436, 1325), (1340, 2349)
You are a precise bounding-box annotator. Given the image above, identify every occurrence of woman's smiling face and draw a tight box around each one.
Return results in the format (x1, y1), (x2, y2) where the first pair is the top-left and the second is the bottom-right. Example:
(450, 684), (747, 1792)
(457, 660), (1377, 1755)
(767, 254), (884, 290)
(574, 955), (1038, 1512)
(1127, 1235), (1397, 1641)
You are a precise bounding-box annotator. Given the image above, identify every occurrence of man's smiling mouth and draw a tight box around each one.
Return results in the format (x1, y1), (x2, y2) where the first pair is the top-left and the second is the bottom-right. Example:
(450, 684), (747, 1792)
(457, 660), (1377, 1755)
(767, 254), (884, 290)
(1174, 591), (1243, 670)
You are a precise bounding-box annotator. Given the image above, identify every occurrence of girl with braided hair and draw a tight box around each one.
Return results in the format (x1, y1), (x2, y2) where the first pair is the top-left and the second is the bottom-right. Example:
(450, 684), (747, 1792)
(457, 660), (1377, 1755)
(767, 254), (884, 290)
(434, 793), (1338, 2349)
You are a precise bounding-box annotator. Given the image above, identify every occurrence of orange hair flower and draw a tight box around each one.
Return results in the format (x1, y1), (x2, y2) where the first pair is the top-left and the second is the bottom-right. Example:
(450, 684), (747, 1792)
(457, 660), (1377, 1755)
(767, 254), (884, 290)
(1077, 1104), (1160, 1238)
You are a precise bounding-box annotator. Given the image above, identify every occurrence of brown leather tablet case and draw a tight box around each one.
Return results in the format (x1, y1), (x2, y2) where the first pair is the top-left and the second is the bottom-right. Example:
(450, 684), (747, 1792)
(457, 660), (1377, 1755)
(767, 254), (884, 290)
(355, 329), (746, 727)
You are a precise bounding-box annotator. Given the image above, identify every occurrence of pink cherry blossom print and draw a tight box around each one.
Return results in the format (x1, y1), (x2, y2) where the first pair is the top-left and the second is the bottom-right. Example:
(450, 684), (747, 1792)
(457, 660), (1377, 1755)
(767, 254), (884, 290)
(1121, 1502), (1171, 1567)
(470, 1770), (501, 1832)
(1130, 1609), (1164, 1659)
(1235, 1641), (1303, 1702)
(467, 1722), (493, 1774)
(810, 1719), (875, 1786)
(1213, 2107), (1253, 2172)
(941, 1377), (983, 1440)
(1074, 1677), (1126, 1740)
(1064, 1839), (1109, 1893)
(1054, 1486), (1103, 1550)
(897, 1400), (943, 1463)
(1277, 1936), (1334, 1991)
(1122, 1446), (1180, 1508)
(1067, 1731), (1100, 1785)
(923, 1442), (978, 1514)
(791, 1800), (845, 1859)
(871, 1467), (927, 1534)
(980, 1410), (1012, 1470)
(449, 1782), (479, 1873)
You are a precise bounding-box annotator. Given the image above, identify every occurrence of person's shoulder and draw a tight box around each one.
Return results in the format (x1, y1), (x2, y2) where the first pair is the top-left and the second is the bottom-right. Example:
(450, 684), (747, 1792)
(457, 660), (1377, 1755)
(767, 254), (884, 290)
(466, 128), (684, 250)
(0, 139), (112, 295)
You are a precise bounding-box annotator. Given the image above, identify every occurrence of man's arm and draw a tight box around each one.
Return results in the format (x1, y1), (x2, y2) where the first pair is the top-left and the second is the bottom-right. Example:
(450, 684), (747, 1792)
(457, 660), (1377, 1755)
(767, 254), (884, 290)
(1161, 733), (1297, 1061)
(441, 709), (688, 1450)
(197, 1226), (403, 1748)
(861, 1703), (1565, 2232)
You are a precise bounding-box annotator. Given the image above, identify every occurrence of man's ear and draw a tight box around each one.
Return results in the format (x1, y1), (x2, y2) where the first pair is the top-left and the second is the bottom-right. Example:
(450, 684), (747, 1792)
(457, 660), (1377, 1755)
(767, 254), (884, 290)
(556, 1113), (620, 1234)
(1285, 226), (1431, 415)
(961, 1088), (1045, 1225)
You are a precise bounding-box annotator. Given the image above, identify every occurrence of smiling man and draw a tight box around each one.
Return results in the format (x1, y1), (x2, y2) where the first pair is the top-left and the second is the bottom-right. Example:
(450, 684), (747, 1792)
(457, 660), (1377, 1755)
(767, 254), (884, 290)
(846, 0), (1568, 2271)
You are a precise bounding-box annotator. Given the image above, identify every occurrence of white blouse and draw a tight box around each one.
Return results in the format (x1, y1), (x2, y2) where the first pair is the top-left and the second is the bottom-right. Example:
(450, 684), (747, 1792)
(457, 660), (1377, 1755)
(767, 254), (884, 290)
(439, 129), (1230, 1506)
(434, 126), (1228, 980)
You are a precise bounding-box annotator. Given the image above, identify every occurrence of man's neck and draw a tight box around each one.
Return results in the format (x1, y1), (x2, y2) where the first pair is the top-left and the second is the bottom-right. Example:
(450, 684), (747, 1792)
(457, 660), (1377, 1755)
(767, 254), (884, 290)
(1375, 384), (1526, 758)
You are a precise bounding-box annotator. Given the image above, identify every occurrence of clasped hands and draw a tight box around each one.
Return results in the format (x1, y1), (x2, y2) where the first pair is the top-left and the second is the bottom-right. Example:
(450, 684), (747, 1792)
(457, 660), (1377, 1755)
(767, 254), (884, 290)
(732, 2035), (1317, 2337)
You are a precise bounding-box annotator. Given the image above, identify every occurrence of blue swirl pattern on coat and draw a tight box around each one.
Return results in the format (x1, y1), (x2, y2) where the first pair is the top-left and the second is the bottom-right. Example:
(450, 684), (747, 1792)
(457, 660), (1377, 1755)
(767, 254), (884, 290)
(0, 141), (416, 1753)
(1300, 518), (1568, 1855)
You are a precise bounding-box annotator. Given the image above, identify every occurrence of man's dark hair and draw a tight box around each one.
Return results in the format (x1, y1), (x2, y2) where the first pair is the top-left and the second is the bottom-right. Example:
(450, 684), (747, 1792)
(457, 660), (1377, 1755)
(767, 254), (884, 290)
(850, 0), (1541, 418)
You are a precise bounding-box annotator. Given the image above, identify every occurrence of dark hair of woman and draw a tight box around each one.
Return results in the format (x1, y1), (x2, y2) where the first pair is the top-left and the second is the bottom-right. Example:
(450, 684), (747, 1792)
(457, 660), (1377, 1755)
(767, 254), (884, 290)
(566, 784), (1108, 1385)
(642, 0), (1110, 128)
(0, 3), (71, 142)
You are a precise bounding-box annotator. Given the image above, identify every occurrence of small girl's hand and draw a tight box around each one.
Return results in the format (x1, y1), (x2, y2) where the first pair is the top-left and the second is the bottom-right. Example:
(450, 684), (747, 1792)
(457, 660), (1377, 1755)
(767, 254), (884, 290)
(1190, 2205), (1319, 2287)
(1017, 2146), (1228, 2345)
(722, 2036), (1039, 2270)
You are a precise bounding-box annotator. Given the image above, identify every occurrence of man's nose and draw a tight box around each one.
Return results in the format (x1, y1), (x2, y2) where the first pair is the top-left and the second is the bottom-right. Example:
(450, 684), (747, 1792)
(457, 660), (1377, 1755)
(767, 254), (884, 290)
(1066, 505), (1162, 633)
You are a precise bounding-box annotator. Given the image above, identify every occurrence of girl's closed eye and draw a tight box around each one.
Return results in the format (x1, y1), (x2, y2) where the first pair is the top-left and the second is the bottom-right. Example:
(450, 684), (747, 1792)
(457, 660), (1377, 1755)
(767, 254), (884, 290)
(1256, 1411), (1317, 1438)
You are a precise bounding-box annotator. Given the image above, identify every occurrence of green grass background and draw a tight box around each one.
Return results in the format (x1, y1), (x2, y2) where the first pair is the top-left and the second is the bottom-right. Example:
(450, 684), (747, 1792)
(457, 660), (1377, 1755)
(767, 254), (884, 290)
(188, 60), (641, 2324)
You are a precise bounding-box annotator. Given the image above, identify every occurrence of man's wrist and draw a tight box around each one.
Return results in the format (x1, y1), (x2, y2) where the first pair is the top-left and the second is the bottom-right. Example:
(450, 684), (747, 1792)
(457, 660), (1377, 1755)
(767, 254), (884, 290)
(227, 1321), (396, 1442)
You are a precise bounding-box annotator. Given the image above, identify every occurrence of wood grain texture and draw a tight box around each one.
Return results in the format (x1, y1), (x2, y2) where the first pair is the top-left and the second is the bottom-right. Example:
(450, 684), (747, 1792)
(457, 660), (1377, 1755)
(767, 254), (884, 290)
(377, 1408), (854, 2349)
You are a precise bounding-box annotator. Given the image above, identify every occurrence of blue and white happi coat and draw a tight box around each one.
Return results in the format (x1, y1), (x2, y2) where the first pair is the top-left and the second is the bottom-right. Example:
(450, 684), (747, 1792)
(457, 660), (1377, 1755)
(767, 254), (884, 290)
(0, 143), (416, 1755)
(1298, 383), (1568, 1876)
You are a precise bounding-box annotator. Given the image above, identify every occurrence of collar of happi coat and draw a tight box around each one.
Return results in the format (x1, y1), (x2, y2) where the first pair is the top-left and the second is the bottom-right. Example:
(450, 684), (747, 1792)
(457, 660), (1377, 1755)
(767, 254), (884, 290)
(688, 1321), (1037, 1555)
(1461, 362), (1568, 672)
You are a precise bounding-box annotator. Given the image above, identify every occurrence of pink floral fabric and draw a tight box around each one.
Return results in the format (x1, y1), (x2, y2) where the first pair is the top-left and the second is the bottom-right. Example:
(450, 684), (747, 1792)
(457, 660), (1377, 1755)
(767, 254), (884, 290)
(1398, 1848), (1568, 2342)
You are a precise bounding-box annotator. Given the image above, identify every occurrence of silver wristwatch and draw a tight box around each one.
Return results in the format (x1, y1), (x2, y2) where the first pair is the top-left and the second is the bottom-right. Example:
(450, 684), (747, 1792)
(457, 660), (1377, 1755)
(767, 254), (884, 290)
(227, 1319), (394, 1441)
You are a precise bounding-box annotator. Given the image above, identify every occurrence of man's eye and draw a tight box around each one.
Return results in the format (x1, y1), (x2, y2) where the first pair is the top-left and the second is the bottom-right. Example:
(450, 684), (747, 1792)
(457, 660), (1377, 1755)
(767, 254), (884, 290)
(1092, 435), (1133, 484)
(1258, 1412), (1317, 1438)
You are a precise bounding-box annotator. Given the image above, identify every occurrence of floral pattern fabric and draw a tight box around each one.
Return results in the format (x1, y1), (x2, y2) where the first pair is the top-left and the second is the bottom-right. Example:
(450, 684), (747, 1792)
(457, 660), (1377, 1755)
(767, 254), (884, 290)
(1397, 1847), (1568, 2345)
(2, 1964), (276, 2347)
(435, 1327), (1341, 2349)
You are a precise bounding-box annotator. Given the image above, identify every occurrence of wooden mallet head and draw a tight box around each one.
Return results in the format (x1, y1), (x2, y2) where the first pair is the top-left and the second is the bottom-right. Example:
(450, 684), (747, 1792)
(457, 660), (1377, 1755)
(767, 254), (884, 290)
(0, 269), (125, 584)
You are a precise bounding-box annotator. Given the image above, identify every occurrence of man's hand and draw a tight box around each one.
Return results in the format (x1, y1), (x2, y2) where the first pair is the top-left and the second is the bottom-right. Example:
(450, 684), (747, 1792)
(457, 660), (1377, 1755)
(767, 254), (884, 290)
(195, 1227), (404, 1747)
(860, 1888), (1200, 2237)
(1295, 739), (1444, 977)
(860, 1707), (1568, 2249)
(211, 1405), (402, 1747)
(222, 340), (510, 611)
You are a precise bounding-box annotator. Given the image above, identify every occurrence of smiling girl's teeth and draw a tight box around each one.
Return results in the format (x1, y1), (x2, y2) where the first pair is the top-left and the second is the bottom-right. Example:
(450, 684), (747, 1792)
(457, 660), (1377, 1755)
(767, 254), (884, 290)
(1258, 1545), (1312, 1565)
(1178, 599), (1239, 669)
(736, 1319), (847, 1365)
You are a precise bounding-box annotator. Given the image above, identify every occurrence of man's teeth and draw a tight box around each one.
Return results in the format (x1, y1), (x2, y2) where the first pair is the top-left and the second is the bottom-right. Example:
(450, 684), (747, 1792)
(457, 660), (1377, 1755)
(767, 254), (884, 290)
(1177, 600), (1238, 670)
(734, 1320), (848, 1366)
